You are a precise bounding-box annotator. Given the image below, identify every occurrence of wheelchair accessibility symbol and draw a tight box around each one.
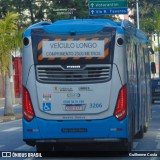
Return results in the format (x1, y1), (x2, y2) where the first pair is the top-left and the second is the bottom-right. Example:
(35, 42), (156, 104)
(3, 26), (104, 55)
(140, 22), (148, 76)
(43, 103), (51, 111)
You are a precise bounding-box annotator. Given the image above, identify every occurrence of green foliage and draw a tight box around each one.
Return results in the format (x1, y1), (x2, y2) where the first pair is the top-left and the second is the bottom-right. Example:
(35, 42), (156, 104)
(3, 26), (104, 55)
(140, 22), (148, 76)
(0, 0), (113, 27)
(154, 46), (160, 52)
(0, 12), (19, 73)
(0, 0), (158, 34)
(140, 9), (160, 34)
(128, 0), (160, 32)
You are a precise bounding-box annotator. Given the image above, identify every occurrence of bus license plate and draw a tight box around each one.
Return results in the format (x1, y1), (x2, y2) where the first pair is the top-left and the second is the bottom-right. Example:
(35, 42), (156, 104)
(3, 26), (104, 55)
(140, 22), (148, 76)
(64, 104), (86, 111)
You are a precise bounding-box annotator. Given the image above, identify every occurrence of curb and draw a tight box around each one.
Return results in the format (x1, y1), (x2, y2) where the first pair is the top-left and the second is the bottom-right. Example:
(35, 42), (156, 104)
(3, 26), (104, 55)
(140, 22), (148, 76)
(0, 113), (22, 123)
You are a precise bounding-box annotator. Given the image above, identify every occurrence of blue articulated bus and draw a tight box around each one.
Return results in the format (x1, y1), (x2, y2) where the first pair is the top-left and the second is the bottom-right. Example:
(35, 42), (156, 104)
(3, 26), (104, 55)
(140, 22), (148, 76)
(22, 19), (152, 151)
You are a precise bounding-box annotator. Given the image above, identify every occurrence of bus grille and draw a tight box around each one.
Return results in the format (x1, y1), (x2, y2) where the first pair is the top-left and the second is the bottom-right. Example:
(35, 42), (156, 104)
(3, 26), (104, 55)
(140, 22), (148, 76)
(36, 65), (112, 84)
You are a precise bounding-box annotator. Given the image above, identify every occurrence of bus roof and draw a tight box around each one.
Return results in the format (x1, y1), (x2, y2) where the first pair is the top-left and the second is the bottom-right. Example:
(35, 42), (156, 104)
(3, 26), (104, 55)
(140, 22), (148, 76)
(54, 19), (118, 26)
(24, 19), (148, 44)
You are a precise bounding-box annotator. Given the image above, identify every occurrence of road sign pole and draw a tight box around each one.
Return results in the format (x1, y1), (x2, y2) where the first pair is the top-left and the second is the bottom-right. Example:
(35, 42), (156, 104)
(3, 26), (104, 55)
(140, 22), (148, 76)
(136, 0), (140, 29)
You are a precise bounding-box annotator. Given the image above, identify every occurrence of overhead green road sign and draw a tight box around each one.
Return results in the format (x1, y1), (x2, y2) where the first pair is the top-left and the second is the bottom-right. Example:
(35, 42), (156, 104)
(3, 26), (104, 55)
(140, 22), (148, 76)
(89, 0), (128, 15)
(89, 8), (128, 15)
(89, 1), (128, 8)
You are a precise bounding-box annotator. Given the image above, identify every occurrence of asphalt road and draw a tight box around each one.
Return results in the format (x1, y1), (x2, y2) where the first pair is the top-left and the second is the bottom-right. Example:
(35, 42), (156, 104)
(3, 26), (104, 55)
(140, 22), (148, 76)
(0, 104), (160, 160)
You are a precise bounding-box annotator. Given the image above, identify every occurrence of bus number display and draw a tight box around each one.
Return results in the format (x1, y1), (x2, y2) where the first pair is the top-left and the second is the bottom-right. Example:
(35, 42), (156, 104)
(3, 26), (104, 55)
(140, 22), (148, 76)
(90, 103), (102, 109)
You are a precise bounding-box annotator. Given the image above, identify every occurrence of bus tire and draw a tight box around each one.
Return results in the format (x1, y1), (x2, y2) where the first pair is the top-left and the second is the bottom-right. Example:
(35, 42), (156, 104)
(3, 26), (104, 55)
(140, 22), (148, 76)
(127, 141), (133, 151)
(128, 129), (133, 151)
(135, 126), (144, 139)
(123, 120), (133, 151)
(122, 139), (133, 151)
(36, 143), (54, 152)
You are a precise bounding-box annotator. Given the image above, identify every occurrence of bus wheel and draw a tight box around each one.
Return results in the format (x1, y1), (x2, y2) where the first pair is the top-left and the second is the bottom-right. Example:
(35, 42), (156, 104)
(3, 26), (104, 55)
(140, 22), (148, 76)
(127, 141), (133, 151)
(127, 129), (133, 151)
(135, 126), (144, 139)
(122, 139), (133, 151)
(36, 143), (53, 152)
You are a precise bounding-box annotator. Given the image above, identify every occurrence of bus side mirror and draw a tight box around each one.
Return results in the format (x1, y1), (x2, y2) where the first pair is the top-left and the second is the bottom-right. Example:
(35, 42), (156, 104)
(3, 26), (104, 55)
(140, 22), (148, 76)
(151, 62), (156, 74)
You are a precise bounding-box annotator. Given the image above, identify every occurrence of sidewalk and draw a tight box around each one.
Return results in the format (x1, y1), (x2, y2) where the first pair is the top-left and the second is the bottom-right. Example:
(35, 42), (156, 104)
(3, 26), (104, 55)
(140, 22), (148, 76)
(0, 98), (5, 108)
(0, 98), (22, 123)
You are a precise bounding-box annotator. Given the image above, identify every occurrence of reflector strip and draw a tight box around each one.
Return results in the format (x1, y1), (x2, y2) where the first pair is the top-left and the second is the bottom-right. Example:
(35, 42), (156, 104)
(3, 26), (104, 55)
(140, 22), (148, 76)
(38, 39), (49, 50)
(85, 38), (99, 60)
(54, 38), (61, 41)
(48, 57), (55, 60)
(37, 37), (110, 61)
(38, 39), (49, 61)
(67, 38), (74, 40)
(48, 38), (61, 61)
(72, 57), (81, 60)
(79, 38), (86, 40)
(98, 38), (109, 59)
(104, 48), (110, 58)
(38, 53), (43, 61)
(104, 38), (109, 45)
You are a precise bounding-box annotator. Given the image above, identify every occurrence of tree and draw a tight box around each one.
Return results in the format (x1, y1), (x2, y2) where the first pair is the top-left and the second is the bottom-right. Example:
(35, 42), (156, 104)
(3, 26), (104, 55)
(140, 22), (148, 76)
(0, 12), (19, 116)
(0, 0), (111, 27)
(127, 0), (160, 27)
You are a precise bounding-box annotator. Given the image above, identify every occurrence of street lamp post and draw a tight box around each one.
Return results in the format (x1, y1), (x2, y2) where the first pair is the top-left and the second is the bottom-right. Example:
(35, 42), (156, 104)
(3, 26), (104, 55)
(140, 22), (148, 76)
(136, 0), (140, 29)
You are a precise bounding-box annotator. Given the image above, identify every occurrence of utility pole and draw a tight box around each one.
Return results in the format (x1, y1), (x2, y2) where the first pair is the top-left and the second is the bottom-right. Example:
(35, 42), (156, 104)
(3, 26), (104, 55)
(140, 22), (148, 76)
(136, 0), (140, 29)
